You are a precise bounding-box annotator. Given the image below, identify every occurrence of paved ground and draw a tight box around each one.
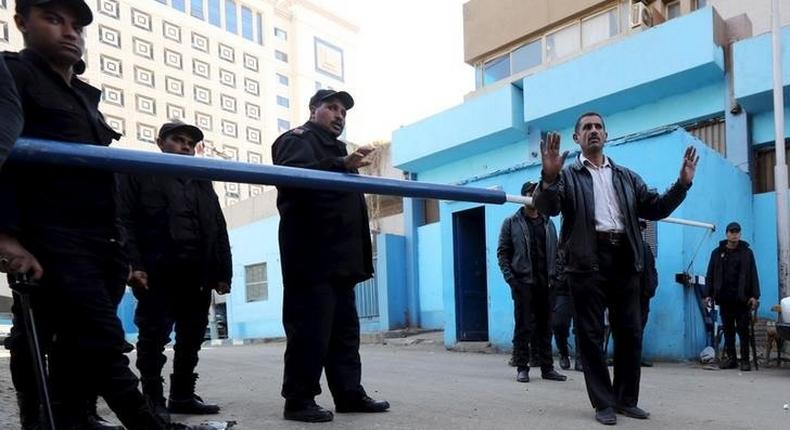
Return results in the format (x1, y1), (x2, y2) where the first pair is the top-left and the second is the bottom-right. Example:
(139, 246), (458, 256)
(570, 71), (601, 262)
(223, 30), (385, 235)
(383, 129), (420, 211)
(1, 333), (789, 429)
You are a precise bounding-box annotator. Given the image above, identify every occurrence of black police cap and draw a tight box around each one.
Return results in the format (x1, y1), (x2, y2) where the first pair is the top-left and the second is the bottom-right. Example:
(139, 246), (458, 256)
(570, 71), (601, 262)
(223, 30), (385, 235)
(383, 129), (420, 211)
(158, 120), (204, 143)
(309, 89), (354, 110)
(16, 0), (93, 26)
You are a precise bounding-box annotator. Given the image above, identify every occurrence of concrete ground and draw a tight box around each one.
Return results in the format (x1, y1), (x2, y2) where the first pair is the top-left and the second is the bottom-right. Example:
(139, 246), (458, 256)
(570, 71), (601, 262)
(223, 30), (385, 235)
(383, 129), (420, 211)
(1, 332), (788, 429)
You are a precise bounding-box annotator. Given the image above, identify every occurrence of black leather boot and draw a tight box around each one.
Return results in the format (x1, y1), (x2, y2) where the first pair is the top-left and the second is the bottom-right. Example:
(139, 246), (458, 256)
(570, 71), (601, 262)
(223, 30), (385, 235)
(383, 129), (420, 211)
(84, 396), (124, 430)
(167, 373), (220, 415)
(141, 377), (171, 423)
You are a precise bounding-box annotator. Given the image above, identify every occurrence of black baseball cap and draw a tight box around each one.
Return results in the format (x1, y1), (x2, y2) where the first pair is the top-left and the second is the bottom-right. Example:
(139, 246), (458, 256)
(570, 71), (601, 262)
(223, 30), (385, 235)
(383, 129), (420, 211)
(521, 181), (538, 196)
(158, 120), (204, 143)
(309, 89), (354, 110)
(16, 0), (94, 26)
(726, 222), (741, 232)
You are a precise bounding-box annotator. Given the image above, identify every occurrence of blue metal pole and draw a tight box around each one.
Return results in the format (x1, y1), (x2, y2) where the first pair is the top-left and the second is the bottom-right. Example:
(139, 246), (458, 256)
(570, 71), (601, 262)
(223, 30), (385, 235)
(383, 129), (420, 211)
(8, 139), (509, 205)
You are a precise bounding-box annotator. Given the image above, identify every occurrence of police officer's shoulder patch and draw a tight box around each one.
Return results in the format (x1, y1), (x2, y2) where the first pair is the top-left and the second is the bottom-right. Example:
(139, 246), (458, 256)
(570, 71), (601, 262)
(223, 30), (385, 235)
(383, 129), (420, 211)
(291, 127), (306, 135)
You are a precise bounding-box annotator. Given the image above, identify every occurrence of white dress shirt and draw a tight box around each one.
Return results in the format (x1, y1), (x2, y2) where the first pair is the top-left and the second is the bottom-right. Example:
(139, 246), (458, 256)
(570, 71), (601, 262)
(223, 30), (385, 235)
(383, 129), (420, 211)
(580, 154), (625, 233)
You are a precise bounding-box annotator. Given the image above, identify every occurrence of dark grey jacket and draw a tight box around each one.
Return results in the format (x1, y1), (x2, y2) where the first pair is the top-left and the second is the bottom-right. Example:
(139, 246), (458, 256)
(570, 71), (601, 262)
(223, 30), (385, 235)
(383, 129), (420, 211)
(496, 209), (558, 285)
(533, 155), (690, 274)
(0, 57), (22, 170)
(705, 240), (760, 304)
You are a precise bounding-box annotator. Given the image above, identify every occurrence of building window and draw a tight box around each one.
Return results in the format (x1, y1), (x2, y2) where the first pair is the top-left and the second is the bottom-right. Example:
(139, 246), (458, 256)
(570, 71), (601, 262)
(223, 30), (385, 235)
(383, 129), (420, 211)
(277, 119), (290, 133)
(219, 43), (235, 63)
(162, 20), (182, 42)
(194, 85), (212, 105)
(104, 115), (125, 135)
(274, 27), (287, 40)
(0, 21), (7, 44)
(131, 9), (152, 31)
(277, 73), (289, 86)
(221, 120), (238, 138)
(167, 103), (185, 120)
(245, 263), (268, 302)
(581, 7), (619, 49)
(314, 38), (344, 81)
(225, 0), (237, 34)
(246, 127), (261, 144)
(164, 49), (183, 69)
(219, 69), (236, 87)
(250, 185), (263, 196)
(99, 55), (123, 77)
(193, 59), (211, 79)
(135, 95), (157, 116)
(98, 0), (120, 19)
(98, 25), (121, 48)
(223, 145), (238, 160)
(190, 0), (204, 19)
(482, 54), (509, 86)
(220, 94), (237, 113)
(171, 0), (186, 12)
(545, 23), (580, 62)
(195, 111), (213, 131)
(276, 95), (290, 108)
(133, 37), (154, 60)
(101, 84), (124, 107)
(754, 144), (790, 193)
(275, 50), (288, 63)
(248, 151), (262, 164)
(137, 123), (157, 144)
(510, 39), (542, 75)
(666, 1), (682, 19)
(208, 0), (221, 27)
(241, 6), (253, 41)
(243, 53), (259, 72)
(244, 78), (260, 96)
(256, 13), (263, 45)
(685, 117), (726, 155)
(225, 182), (239, 197)
(133, 66), (155, 87)
(165, 76), (184, 96)
(245, 103), (260, 120)
(191, 32), (209, 53)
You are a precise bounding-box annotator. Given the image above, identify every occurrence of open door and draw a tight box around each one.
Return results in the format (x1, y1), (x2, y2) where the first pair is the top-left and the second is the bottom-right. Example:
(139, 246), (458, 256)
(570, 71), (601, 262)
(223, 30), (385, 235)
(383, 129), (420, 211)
(453, 207), (488, 342)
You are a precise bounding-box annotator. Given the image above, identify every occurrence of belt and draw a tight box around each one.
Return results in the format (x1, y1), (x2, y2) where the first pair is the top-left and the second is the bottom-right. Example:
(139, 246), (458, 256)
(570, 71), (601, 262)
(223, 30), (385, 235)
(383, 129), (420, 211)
(596, 231), (625, 245)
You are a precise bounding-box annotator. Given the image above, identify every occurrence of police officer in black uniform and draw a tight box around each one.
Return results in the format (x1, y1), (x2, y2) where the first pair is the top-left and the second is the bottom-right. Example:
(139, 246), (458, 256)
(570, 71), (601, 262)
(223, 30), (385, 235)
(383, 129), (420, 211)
(118, 120), (232, 421)
(272, 89), (390, 423)
(0, 56), (22, 169)
(0, 1), (208, 428)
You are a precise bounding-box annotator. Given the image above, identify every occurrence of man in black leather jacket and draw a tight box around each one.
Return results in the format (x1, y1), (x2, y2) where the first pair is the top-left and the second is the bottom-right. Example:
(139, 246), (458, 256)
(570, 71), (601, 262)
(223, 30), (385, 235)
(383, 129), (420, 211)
(534, 112), (698, 425)
(497, 181), (566, 383)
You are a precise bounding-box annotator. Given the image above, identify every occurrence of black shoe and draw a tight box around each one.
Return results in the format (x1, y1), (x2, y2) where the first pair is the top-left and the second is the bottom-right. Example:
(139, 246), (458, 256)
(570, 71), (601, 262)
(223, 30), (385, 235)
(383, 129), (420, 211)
(335, 395), (390, 413)
(541, 369), (567, 381)
(574, 360), (583, 372)
(85, 412), (125, 430)
(740, 361), (752, 371)
(559, 356), (571, 370)
(516, 367), (530, 383)
(614, 405), (650, 419)
(142, 377), (171, 423)
(284, 400), (334, 422)
(719, 357), (738, 369)
(640, 360), (653, 367)
(168, 374), (220, 415)
(595, 407), (617, 425)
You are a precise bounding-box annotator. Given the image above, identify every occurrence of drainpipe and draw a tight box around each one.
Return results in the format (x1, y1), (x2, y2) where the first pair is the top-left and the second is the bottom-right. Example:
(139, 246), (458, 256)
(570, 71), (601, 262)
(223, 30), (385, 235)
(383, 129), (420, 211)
(772, 0), (790, 300)
(404, 172), (422, 328)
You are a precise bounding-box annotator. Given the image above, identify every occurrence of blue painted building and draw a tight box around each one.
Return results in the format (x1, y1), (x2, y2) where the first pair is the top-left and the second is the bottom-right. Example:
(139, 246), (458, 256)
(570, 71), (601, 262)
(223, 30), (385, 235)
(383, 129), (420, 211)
(392, 7), (790, 360)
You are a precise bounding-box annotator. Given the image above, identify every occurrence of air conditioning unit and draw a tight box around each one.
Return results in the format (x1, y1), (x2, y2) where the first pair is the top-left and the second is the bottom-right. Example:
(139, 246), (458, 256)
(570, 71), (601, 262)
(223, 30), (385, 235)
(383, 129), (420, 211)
(630, 2), (653, 29)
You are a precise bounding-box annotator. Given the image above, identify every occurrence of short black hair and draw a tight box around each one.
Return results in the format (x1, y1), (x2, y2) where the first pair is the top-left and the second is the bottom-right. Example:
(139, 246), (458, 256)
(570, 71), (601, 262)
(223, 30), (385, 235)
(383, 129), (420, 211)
(574, 112), (605, 134)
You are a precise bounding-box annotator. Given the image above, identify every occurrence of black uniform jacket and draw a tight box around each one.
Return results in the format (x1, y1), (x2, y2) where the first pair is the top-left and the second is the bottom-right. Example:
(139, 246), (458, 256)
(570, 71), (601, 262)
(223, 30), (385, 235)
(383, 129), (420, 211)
(0, 49), (121, 244)
(116, 174), (232, 286)
(272, 121), (373, 287)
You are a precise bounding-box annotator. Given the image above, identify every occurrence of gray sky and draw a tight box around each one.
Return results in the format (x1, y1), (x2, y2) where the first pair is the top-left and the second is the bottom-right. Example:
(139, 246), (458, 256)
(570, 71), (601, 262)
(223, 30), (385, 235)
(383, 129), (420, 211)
(319, 0), (475, 144)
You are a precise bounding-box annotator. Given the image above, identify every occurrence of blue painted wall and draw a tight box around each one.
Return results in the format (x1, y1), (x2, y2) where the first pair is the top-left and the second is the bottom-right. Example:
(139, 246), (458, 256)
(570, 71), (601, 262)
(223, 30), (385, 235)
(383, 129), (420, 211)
(377, 234), (408, 331)
(417, 223), (445, 329)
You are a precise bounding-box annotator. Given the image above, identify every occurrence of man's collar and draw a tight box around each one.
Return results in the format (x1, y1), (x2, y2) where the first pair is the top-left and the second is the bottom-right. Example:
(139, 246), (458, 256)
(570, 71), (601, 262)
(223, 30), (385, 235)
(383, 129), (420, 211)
(579, 153), (610, 168)
(21, 49), (86, 77)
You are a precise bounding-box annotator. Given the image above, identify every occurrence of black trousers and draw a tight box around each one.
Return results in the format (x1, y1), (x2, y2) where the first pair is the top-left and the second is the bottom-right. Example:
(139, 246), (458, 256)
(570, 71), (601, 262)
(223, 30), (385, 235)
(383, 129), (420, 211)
(719, 300), (750, 361)
(6, 229), (147, 426)
(568, 240), (642, 410)
(281, 281), (365, 403)
(552, 293), (577, 359)
(134, 266), (212, 380)
(510, 280), (553, 371)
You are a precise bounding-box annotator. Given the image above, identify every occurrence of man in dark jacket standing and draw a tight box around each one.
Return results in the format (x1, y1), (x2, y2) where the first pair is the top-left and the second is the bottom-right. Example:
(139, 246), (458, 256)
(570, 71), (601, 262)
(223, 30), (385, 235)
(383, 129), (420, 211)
(272, 89), (389, 423)
(703, 221), (759, 371)
(534, 112), (698, 425)
(118, 120), (232, 421)
(497, 181), (566, 383)
(0, 57), (22, 170)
